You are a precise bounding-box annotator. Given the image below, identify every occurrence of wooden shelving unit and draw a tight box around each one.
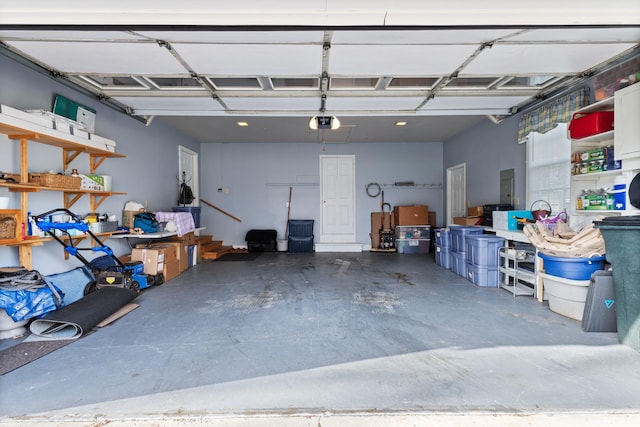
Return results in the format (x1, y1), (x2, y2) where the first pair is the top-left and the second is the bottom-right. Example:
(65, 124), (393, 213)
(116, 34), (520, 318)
(1, 112), (126, 269)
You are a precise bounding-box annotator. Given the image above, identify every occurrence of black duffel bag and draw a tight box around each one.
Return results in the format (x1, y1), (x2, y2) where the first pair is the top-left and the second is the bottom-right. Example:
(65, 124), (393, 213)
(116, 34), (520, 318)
(245, 229), (277, 252)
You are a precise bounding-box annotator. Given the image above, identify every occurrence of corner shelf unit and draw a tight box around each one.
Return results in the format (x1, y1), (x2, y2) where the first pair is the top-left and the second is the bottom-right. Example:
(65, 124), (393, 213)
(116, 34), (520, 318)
(569, 84), (640, 229)
(1, 113), (126, 269)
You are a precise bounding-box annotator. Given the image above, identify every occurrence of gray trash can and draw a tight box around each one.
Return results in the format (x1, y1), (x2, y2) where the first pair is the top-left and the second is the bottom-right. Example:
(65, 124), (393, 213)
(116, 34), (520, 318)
(594, 216), (640, 350)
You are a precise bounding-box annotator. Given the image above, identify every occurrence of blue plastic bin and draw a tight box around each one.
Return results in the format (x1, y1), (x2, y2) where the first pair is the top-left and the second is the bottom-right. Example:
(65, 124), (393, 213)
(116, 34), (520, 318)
(539, 252), (606, 280)
(465, 235), (505, 267)
(435, 228), (451, 248)
(449, 225), (484, 252)
(288, 220), (314, 237)
(435, 245), (451, 269)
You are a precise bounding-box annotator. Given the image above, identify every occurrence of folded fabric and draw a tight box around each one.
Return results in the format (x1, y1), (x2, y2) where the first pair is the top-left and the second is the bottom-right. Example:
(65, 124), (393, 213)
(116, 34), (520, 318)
(154, 211), (195, 237)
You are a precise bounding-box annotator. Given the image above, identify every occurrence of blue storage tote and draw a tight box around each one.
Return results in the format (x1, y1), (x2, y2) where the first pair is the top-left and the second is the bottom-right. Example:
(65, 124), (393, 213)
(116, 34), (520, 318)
(435, 228), (451, 248)
(466, 262), (501, 287)
(435, 244), (451, 269)
(288, 235), (314, 253)
(449, 225), (484, 252)
(288, 219), (314, 237)
(465, 235), (505, 267)
(539, 252), (605, 280)
(451, 250), (467, 277)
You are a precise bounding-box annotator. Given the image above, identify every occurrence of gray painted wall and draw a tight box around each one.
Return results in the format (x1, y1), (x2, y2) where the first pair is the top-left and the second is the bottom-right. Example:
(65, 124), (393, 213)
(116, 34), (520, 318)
(0, 54), (201, 274)
(200, 142), (444, 247)
(443, 115), (527, 212)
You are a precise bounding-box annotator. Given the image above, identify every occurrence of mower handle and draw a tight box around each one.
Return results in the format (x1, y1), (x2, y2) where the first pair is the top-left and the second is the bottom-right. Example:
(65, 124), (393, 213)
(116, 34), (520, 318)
(34, 208), (83, 223)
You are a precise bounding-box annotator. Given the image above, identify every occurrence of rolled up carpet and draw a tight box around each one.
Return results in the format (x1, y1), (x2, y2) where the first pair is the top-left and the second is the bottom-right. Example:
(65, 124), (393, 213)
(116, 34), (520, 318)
(30, 287), (137, 340)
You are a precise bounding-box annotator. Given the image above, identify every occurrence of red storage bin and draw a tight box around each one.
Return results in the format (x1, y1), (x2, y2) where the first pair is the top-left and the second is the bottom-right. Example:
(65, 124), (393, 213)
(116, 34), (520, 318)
(568, 111), (614, 139)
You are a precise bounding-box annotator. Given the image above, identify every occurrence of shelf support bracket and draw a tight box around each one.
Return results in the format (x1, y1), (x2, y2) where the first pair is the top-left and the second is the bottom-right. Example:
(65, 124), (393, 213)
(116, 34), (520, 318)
(63, 149), (82, 171)
(90, 194), (108, 211)
(90, 155), (107, 173)
(64, 192), (84, 209)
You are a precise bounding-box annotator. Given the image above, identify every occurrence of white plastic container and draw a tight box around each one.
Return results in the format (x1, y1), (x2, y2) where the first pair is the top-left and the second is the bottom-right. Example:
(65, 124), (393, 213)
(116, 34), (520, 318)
(541, 272), (590, 321)
(0, 196), (9, 209)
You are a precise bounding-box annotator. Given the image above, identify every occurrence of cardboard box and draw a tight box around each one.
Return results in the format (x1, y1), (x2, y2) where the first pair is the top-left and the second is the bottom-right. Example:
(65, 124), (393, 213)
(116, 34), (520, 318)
(371, 212), (394, 233)
(163, 259), (180, 281)
(149, 242), (189, 273)
(79, 174), (105, 191)
(467, 206), (484, 217)
(131, 248), (165, 275)
(454, 216), (483, 226)
(370, 232), (380, 249)
(428, 211), (437, 228)
(167, 231), (195, 245)
(394, 205), (429, 226)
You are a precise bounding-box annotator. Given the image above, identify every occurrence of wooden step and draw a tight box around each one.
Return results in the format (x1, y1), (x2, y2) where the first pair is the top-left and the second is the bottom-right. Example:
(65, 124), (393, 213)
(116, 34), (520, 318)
(201, 240), (223, 252)
(202, 245), (234, 260)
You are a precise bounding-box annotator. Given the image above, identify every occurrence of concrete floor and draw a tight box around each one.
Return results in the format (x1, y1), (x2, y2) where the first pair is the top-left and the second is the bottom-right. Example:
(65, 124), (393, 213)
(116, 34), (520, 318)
(1, 252), (639, 426)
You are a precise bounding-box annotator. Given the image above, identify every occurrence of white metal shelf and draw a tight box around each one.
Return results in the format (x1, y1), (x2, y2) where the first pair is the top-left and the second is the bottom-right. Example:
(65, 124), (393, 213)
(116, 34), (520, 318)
(499, 247), (536, 297)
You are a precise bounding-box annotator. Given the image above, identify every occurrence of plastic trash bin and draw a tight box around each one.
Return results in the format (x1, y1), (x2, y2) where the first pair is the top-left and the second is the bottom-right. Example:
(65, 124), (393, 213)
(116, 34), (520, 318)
(594, 216), (640, 350)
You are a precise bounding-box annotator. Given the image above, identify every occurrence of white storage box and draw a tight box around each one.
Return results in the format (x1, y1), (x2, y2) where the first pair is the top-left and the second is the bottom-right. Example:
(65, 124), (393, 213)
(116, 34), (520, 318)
(540, 272), (590, 321)
(1, 104), (53, 128)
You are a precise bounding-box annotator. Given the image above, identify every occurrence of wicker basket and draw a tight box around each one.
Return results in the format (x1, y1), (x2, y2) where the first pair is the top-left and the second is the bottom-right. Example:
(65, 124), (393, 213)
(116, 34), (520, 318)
(29, 173), (81, 189)
(0, 214), (17, 240)
(0, 173), (22, 183)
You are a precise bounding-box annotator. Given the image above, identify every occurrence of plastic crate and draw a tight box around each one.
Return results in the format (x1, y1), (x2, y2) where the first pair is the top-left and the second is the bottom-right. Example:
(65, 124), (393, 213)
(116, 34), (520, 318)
(395, 225), (430, 240)
(288, 219), (314, 237)
(492, 210), (533, 231)
(434, 228), (451, 248)
(288, 235), (314, 252)
(435, 244), (451, 269)
(451, 250), (467, 278)
(466, 262), (501, 288)
(449, 225), (484, 252)
(465, 235), (505, 267)
(396, 238), (430, 254)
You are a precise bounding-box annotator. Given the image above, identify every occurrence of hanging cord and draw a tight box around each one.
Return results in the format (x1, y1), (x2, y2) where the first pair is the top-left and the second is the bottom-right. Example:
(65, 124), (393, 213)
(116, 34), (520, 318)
(0, 269), (63, 307)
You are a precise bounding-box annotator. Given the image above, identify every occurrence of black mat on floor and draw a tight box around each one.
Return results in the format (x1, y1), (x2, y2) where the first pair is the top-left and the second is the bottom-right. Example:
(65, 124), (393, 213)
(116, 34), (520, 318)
(29, 287), (137, 340)
(0, 339), (75, 376)
(217, 252), (262, 261)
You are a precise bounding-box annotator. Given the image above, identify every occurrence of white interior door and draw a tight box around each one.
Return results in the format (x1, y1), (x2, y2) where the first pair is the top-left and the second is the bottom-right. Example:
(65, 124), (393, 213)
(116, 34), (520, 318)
(320, 155), (355, 243)
(447, 163), (466, 226)
(178, 145), (199, 206)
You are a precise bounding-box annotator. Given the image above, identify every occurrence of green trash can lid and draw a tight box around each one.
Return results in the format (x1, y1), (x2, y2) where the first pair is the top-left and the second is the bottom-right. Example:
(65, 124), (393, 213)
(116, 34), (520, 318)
(594, 215), (640, 227)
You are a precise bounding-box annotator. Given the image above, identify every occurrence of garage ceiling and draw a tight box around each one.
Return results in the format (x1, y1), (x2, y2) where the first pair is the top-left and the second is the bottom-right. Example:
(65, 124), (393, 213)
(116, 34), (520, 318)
(0, 1), (639, 144)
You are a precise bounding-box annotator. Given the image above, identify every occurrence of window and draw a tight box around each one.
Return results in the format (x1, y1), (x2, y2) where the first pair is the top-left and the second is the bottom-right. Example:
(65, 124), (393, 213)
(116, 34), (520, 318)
(526, 123), (571, 215)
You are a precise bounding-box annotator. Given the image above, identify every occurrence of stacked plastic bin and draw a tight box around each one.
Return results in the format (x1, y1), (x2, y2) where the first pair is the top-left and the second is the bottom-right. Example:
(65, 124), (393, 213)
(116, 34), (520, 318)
(288, 219), (314, 252)
(395, 225), (431, 254)
(434, 228), (451, 269)
(464, 235), (505, 287)
(449, 226), (484, 277)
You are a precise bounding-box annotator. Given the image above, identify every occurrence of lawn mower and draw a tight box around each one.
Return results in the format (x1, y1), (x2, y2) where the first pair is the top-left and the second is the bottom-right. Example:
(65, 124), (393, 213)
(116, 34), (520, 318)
(34, 208), (163, 296)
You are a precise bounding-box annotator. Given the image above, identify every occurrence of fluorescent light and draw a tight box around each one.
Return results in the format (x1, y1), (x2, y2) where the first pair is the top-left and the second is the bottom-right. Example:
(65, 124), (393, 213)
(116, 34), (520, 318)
(309, 116), (341, 130)
(237, 121), (249, 127)
(395, 121), (407, 126)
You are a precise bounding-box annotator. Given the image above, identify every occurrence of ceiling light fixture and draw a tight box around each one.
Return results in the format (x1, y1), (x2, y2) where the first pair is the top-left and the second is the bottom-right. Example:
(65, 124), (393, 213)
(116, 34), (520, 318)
(237, 121), (249, 127)
(309, 116), (341, 130)
(395, 121), (407, 126)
